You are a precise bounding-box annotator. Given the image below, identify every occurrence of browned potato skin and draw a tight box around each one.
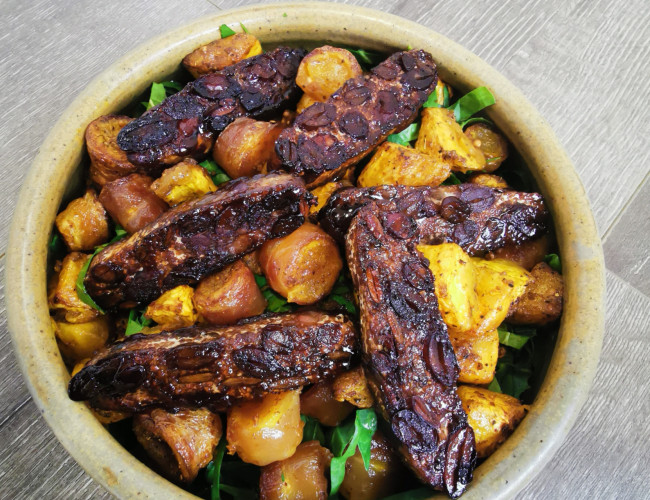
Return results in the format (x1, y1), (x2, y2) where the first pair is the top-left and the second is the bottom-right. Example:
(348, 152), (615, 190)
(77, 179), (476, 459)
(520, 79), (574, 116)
(55, 189), (109, 251)
(332, 367), (374, 408)
(48, 252), (100, 323)
(99, 173), (168, 234)
(52, 316), (110, 361)
(242, 250), (263, 275)
(339, 432), (405, 500)
(182, 33), (262, 78)
(259, 222), (343, 305)
(468, 173), (509, 189)
(213, 117), (284, 179)
(133, 408), (222, 483)
(193, 260), (266, 325)
(464, 123), (509, 173)
(260, 441), (332, 500)
(508, 262), (564, 325)
(296, 46), (363, 101)
(85, 115), (138, 186)
(301, 381), (354, 426)
(487, 235), (551, 271)
(150, 159), (217, 206)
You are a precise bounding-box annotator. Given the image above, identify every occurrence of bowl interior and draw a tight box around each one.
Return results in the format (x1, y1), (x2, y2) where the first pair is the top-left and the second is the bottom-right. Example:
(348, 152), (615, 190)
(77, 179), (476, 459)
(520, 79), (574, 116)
(6, 2), (605, 499)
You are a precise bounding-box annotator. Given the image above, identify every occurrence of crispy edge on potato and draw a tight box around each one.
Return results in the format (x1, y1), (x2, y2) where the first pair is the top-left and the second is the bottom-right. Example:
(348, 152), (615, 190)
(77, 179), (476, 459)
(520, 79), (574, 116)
(296, 46), (363, 101)
(464, 123), (509, 173)
(468, 173), (509, 189)
(52, 315), (110, 361)
(487, 235), (551, 271)
(151, 159), (217, 206)
(357, 142), (452, 188)
(331, 366), (374, 408)
(48, 252), (100, 324)
(85, 115), (137, 186)
(449, 329), (499, 385)
(301, 381), (354, 427)
(458, 385), (528, 458)
(507, 262), (564, 325)
(144, 284), (198, 329)
(182, 33), (262, 78)
(55, 189), (110, 252)
(133, 408), (222, 483)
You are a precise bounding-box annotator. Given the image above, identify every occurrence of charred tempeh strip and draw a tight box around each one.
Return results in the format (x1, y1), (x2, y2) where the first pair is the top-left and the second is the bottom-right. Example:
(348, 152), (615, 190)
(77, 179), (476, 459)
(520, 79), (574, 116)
(84, 173), (312, 310)
(320, 183), (549, 254)
(276, 50), (438, 187)
(117, 47), (306, 174)
(346, 203), (476, 498)
(68, 311), (357, 413)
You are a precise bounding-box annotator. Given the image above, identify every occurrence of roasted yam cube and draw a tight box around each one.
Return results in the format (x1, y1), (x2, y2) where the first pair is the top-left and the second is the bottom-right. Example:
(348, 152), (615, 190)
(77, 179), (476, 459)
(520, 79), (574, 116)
(48, 252), (100, 324)
(508, 262), (564, 325)
(415, 107), (486, 172)
(357, 142), (452, 188)
(52, 316), (110, 361)
(458, 385), (527, 458)
(99, 173), (168, 234)
(450, 329), (499, 385)
(260, 440), (332, 500)
(213, 117), (284, 179)
(468, 173), (509, 189)
(309, 180), (352, 217)
(260, 222), (343, 305)
(332, 367), (374, 408)
(150, 159), (216, 206)
(134, 408), (222, 483)
(464, 123), (508, 172)
(85, 115), (137, 186)
(301, 381), (354, 427)
(296, 46), (363, 101)
(144, 285), (198, 329)
(488, 235), (551, 271)
(296, 94), (319, 114)
(227, 390), (304, 466)
(55, 189), (109, 251)
(182, 33), (262, 78)
(193, 260), (266, 325)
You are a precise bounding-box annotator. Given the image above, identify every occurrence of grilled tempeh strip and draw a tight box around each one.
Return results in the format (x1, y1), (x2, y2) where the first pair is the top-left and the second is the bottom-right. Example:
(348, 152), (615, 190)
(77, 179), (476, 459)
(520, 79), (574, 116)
(68, 311), (357, 413)
(84, 173), (312, 310)
(117, 47), (306, 174)
(320, 183), (549, 254)
(276, 50), (438, 187)
(346, 203), (476, 498)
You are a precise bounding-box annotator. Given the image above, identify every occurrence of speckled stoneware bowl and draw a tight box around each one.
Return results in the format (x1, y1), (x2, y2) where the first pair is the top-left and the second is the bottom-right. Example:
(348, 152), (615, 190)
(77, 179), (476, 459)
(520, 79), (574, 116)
(6, 2), (605, 499)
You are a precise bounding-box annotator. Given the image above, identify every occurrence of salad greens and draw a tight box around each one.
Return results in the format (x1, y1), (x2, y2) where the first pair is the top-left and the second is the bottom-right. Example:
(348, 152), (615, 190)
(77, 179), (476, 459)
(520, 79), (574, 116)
(254, 274), (294, 313)
(345, 48), (385, 69)
(326, 273), (357, 315)
(544, 253), (562, 272)
(219, 24), (237, 38)
(386, 123), (420, 147)
(301, 414), (326, 446)
(200, 159), (232, 186)
(124, 307), (153, 336)
(492, 323), (543, 399)
(449, 86), (496, 125)
(141, 81), (183, 110)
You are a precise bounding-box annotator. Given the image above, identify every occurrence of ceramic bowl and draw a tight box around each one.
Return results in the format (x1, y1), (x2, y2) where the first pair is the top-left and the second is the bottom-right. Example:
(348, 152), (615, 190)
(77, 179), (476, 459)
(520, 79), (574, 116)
(6, 2), (605, 498)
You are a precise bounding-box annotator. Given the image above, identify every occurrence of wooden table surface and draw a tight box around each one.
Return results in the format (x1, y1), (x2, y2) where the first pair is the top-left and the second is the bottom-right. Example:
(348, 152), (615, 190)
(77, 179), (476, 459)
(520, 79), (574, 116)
(1, 0), (648, 498)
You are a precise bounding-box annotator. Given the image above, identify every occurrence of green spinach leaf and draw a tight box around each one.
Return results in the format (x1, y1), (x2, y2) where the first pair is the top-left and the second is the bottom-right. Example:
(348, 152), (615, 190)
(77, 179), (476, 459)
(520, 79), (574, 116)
(386, 123), (420, 147)
(301, 414), (326, 446)
(200, 159), (231, 186)
(544, 253), (562, 273)
(497, 324), (536, 350)
(206, 436), (227, 500)
(219, 24), (236, 38)
(447, 86), (496, 123)
(124, 307), (153, 336)
(254, 274), (294, 313)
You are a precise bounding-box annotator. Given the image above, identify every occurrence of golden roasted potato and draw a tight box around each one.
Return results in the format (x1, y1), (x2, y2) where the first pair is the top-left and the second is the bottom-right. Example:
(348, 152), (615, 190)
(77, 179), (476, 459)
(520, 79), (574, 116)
(241, 249), (263, 275)
(144, 285), (198, 329)
(85, 115), (137, 186)
(150, 159), (216, 206)
(301, 381), (354, 427)
(296, 46), (362, 101)
(434, 78), (453, 106)
(48, 252), (100, 324)
(296, 94), (319, 114)
(458, 385), (527, 458)
(468, 173), (509, 189)
(415, 107), (486, 172)
(260, 441), (332, 500)
(55, 189), (109, 251)
(213, 117), (284, 179)
(357, 142), (452, 188)
(259, 222), (343, 305)
(193, 260), (266, 325)
(332, 367), (374, 408)
(488, 235), (551, 271)
(450, 329), (499, 385)
(508, 262), (564, 325)
(99, 173), (168, 234)
(309, 180), (352, 217)
(134, 408), (222, 483)
(227, 390), (304, 466)
(464, 123), (508, 172)
(52, 316), (110, 361)
(182, 33), (262, 78)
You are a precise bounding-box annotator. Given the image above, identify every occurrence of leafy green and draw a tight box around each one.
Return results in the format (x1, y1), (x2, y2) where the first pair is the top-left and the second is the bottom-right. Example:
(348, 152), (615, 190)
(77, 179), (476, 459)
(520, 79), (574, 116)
(544, 253), (562, 273)
(124, 308), (153, 336)
(254, 274), (294, 313)
(301, 414), (326, 446)
(486, 377), (502, 393)
(497, 324), (536, 350)
(326, 274), (357, 314)
(381, 488), (434, 500)
(199, 159), (231, 186)
(441, 172), (471, 186)
(48, 231), (66, 263)
(141, 81), (183, 110)
(493, 324), (539, 397)
(386, 123), (420, 146)
(239, 22), (250, 33)
(328, 408), (377, 495)
(219, 24), (236, 38)
(459, 116), (494, 129)
(422, 84), (450, 108)
(206, 436), (227, 500)
(282, 12), (288, 17)
(344, 48), (385, 69)
(447, 86), (496, 124)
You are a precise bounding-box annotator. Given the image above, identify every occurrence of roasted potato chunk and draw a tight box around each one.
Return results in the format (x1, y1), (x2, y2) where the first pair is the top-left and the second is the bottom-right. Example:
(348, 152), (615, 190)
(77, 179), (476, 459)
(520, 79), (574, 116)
(464, 123), (508, 172)
(52, 316), (110, 361)
(468, 173), (509, 189)
(150, 159), (216, 206)
(241, 249), (263, 275)
(450, 329), (499, 385)
(309, 180), (352, 217)
(260, 441), (332, 500)
(134, 408), (222, 483)
(508, 262), (564, 325)
(144, 285), (198, 329)
(48, 252), (100, 324)
(458, 385), (527, 458)
(182, 33), (262, 78)
(260, 222), (343, 305)
(434, 78), (453, 105)
(332, 367), (374, 408)
(55, 189), (109, 251)
(296, 46), (363, 101)
(488, 235), (551, 271)
(99, 174), (168, 234)
(357, 142), (452, 188)
(85, 115), (137, 186)
(193, 260), (266, 325)
(213, 117), (284, 179)
(296, 94), (319, 114)
(415, 107), (486, 172)
(301, 381), (354, 426)
(227, 390), (304, 466)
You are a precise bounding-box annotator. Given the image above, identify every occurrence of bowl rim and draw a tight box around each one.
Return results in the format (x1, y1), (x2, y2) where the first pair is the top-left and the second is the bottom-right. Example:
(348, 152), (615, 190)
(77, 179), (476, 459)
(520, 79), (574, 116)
(6, 2), (605, 499)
